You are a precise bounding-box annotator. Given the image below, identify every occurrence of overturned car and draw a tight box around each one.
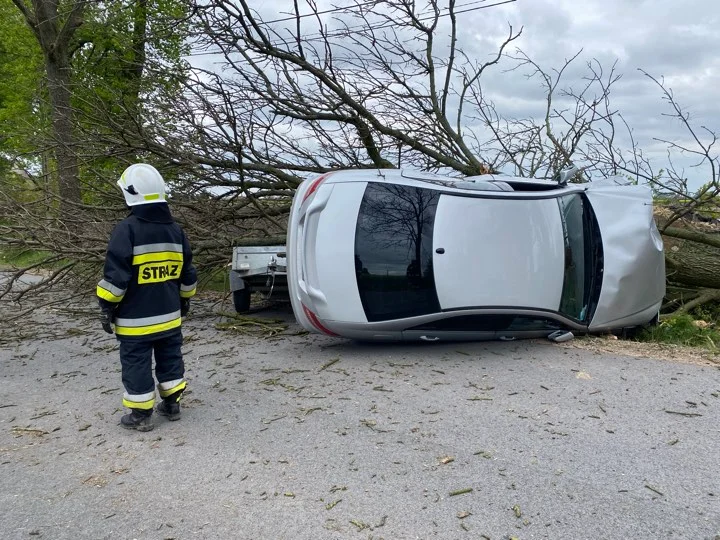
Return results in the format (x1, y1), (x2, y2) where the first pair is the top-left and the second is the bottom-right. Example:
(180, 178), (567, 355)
(286, 169), (665, 342)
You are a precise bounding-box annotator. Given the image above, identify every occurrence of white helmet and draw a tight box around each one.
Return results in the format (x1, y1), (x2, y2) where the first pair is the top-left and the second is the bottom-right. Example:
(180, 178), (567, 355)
(117, 163), (167, 206)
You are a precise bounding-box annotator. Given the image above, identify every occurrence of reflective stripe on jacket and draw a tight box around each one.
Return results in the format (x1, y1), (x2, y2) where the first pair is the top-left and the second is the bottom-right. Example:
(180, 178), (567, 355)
(97, 203), (197, 341)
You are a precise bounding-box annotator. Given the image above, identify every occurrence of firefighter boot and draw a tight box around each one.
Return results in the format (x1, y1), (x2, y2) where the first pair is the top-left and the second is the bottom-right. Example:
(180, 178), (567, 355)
(156, 389), (182, 421)
(120, 408), (154, 432)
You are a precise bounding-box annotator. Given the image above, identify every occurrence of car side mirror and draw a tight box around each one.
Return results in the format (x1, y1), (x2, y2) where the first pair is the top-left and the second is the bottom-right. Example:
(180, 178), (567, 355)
(548, 330), (574, 343)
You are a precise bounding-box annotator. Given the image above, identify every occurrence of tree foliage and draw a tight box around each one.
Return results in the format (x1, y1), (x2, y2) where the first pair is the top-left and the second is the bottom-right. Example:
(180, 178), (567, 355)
(0, 2), (44, 160)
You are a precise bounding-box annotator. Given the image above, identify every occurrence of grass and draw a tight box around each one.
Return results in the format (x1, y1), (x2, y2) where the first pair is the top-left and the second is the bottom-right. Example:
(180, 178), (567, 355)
(0, 247), (55, 270)
(0, 245), (231, 295)
(637, 314), (720, 351)
(198, 265), (230, 293)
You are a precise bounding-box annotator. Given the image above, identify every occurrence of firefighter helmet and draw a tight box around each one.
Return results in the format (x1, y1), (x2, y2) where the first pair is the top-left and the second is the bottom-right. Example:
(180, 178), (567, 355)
(117, 163), (167, 206)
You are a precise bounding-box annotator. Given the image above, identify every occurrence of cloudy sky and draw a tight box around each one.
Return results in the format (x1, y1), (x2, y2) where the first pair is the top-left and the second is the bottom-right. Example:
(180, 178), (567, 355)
(207, 0), (719, 189)
(468, 0), (719, 188)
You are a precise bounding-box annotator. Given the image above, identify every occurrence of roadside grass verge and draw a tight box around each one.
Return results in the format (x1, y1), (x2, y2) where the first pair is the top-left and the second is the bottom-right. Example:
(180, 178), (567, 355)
(1, 246), (231, 297)
(637, 314), (720, 352)
(0, 247), (56, 270)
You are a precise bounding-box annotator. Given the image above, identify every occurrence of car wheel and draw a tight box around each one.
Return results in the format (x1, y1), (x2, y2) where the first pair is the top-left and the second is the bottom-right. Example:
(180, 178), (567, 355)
(233, 287), (252, 313)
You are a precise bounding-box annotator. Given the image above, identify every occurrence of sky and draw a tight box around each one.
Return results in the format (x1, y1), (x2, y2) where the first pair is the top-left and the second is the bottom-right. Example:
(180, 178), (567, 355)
(463, 0), (719, 189)
(196, 0), (719, 191)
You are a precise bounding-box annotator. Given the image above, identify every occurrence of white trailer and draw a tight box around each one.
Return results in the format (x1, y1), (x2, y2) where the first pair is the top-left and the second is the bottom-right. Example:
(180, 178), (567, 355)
(229, 245), (288, 312)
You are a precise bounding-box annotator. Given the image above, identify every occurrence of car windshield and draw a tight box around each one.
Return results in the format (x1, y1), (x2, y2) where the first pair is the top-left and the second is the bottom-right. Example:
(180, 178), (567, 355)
(557, 193), (602, 321)
(355, 183), (441, 321)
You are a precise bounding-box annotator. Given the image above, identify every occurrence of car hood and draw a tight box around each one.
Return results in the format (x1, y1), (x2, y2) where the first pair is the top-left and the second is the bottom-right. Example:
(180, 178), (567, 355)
(585, 183), (665, 329)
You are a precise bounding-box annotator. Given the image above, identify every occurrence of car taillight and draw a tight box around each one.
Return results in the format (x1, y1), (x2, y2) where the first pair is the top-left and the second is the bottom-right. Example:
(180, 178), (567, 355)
(302, 304), (338, 336)
(301, 173), (331, 204)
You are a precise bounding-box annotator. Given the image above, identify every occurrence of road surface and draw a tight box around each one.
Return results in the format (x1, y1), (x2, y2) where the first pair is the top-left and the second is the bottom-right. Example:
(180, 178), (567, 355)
(1, 296), (718, 539)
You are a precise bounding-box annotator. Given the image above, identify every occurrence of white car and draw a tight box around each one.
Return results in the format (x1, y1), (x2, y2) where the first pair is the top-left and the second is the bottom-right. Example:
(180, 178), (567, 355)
(286, 169), (665, 342)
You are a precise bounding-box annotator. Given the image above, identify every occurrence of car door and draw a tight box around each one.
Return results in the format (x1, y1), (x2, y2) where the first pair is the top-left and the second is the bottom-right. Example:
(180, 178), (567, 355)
(431, 194), (566, 311)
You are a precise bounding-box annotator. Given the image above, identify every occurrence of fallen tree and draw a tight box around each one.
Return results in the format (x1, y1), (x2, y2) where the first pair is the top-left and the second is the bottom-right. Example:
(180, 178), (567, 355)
(653, 205), (720, 315)
(0, 1), (718, 321)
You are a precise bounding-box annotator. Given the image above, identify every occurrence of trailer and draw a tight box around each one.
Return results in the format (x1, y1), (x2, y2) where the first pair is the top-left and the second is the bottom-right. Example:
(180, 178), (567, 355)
(228, 245), (288, 313)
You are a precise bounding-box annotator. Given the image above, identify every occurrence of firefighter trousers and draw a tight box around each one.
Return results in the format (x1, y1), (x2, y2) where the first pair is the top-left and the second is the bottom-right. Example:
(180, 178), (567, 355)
(119, 331), (186, 411)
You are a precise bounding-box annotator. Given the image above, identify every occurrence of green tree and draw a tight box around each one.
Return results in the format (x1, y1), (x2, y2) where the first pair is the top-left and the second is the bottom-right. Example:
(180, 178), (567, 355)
(11, 0), (85, 205)
(67, 0), (191, 205)
(5, 0), (190, 207)
(0, 2), (43, 163)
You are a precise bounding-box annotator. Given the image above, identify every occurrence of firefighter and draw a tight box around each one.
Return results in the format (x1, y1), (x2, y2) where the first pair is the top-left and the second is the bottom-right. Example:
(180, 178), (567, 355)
(97, 163), (197, 431)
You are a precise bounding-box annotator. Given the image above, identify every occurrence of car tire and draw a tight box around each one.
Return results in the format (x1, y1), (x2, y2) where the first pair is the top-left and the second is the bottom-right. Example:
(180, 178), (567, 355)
(233, 287), (252, 313)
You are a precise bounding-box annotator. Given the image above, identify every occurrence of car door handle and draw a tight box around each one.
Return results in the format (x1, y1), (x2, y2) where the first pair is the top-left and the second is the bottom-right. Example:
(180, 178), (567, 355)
(420, 335), (440, 341)
(435, 248), (445, 254)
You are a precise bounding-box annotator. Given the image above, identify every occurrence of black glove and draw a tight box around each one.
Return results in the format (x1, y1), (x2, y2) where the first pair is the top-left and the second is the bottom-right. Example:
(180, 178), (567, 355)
(100, 309), (114, 334)
(180, 298), (190, 317)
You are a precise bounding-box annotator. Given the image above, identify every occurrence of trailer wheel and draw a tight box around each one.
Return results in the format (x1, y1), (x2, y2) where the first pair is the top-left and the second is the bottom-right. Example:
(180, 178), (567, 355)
(233, 287), (252, 313)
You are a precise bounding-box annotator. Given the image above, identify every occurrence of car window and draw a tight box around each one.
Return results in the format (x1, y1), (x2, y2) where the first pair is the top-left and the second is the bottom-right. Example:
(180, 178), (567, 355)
(503, 180), (562, 191)
(408, 314), (567, 332)
(355, 183), (441, 321)
(558, 194), (589, 320)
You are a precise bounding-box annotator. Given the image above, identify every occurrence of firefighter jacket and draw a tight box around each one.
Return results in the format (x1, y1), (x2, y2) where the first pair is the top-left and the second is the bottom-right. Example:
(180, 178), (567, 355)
(97, 203), (197, 341)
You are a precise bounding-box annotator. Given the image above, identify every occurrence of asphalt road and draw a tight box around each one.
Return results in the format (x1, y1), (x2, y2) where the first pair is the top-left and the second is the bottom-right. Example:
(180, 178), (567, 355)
(1, 297), (719, 540)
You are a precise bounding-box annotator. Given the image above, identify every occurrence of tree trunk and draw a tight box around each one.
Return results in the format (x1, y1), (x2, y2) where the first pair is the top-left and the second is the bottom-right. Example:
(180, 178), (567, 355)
(128, 0), (148, 95)
(46, 56), (81, 205)
(13, 0), (85, 207)
(662, 226), (720, 249)
(663, 234), (720, 289)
